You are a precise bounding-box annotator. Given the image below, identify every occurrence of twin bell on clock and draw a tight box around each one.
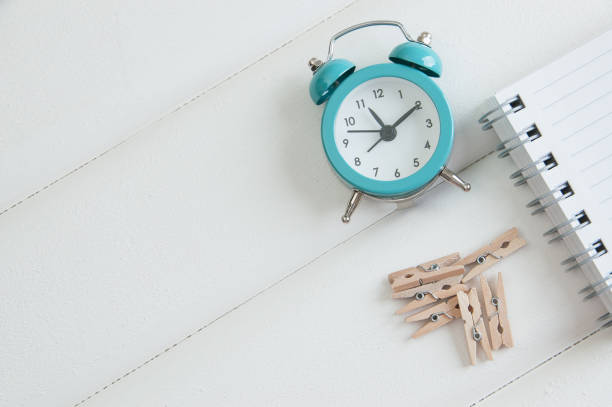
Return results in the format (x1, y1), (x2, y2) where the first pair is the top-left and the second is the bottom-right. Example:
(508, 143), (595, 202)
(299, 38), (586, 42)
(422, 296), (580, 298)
(308, 21), (470, 223)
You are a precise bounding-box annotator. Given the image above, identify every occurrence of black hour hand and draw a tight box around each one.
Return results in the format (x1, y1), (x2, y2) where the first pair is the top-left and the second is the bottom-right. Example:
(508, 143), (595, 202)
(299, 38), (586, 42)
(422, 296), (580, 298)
(368, 107), (385, 127)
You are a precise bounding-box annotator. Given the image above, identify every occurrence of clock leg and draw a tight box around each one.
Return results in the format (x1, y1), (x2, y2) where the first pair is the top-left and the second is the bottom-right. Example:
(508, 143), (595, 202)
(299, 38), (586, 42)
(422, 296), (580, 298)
(440, 167), (471, 192)
(341, 190), (363, 223)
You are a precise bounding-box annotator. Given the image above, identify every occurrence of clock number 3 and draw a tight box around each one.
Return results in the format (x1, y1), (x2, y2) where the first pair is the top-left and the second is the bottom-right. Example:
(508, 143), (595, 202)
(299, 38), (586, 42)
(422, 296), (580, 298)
(425, 118), (433, 128)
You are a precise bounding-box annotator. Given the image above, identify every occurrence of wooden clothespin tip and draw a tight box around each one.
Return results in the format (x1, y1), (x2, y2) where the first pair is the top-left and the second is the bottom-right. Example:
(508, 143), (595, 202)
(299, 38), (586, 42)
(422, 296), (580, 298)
(407, 296), (462, 338)
(459, 228), (526, 283)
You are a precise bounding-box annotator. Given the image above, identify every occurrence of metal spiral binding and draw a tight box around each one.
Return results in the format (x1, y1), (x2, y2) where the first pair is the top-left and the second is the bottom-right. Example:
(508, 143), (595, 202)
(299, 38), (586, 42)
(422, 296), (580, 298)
(561, 239), (608, 271)
(543, 210), (591, 244)
(585, 279), (612, 330)
(529, 181), (574, 215)
(479, 95), (526, 130)
(598, 312), (612, 329)
(579, 271), (612, 294)
(509, 153), (558, 187)
(526, 182), (568, 208)
(583, 281), (612, 300)
(496, 124), (542, 158)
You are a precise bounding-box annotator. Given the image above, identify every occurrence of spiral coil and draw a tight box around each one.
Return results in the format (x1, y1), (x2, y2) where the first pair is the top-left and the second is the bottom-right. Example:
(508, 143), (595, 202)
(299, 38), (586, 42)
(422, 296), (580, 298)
(496, 124), (541, 158)
(479, 95), (525, 130)
(483, 92), (609, 326)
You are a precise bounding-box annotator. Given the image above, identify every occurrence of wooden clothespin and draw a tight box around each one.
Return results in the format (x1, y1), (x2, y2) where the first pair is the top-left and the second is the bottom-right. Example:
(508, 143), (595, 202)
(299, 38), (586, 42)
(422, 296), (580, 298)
(457, 289), (493, 365)
(388, 252), (463, 293)
(458, 228), (526, 283)
(404, 296), (462, 338)
(395, 282), (468, 313)
(392, 275), (462, 299)
(480, 272), (513, 350)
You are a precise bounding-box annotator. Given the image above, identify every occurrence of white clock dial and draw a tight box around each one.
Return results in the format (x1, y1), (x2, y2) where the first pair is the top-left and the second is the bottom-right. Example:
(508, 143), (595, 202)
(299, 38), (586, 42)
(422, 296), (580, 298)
(333, 76), (440, 181)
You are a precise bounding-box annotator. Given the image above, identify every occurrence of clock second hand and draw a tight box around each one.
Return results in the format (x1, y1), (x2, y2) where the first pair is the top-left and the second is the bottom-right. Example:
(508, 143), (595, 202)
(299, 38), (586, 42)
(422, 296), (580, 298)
(367, 137), (384, 152)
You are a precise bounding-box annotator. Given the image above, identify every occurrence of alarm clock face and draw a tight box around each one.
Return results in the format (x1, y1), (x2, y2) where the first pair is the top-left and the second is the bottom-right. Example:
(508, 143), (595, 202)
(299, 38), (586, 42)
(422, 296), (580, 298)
(333, 76), (440, 181)
(321, 63), (453, 198)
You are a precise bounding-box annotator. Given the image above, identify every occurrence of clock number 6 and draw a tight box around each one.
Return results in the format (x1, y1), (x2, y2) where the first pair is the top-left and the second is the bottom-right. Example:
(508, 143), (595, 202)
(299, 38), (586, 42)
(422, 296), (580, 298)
(394, 169), (400, 178)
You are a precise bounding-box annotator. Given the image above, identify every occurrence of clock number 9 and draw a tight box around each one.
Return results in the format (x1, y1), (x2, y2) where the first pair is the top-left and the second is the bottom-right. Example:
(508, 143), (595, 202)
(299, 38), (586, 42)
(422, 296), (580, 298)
(425, 119), (432, 128)
(342, 139), (349, 148)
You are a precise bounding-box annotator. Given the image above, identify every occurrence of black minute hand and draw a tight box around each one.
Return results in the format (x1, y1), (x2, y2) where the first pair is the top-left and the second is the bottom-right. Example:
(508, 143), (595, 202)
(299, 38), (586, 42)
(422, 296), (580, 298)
(392, 102), (422, 128)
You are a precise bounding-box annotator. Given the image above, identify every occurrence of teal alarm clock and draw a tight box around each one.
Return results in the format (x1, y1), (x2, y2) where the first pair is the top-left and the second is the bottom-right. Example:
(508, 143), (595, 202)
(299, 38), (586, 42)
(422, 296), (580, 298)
(308, 21), (470, 223)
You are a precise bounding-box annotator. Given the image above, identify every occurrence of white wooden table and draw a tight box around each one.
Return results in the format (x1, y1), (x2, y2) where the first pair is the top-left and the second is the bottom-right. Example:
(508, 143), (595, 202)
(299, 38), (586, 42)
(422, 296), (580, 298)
(1, 1), (611, 406)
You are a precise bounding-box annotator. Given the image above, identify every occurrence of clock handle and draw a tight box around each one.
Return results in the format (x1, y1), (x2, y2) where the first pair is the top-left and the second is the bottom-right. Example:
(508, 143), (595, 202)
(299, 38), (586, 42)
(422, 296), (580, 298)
(440, 167), (471, 192)
(326, 20), (414, 62)
(341, 190), (364, 223)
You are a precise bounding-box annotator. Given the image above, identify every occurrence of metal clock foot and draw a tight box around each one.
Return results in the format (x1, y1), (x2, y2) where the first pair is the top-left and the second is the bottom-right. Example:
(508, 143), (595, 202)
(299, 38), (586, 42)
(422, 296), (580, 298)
(440, 167), (471, 192)
(342, 190), (363, 223)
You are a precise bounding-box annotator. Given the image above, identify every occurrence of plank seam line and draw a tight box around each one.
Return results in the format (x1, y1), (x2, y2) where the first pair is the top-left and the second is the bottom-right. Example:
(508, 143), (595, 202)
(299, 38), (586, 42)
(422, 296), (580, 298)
(469, 327), (603, 406)
(72, 150), (487, 406)
(0, 0), (360, 218)
(72, 209), (395, 406)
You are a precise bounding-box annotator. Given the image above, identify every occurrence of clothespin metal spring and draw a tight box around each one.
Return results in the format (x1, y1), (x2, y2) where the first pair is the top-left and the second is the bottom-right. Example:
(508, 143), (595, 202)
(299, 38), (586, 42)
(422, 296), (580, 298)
(430, 312), (454, 322)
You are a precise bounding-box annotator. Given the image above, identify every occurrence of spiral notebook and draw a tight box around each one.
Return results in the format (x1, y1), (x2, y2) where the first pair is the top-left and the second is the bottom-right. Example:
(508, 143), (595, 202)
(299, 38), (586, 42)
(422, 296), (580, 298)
(480, 29), (612, 322)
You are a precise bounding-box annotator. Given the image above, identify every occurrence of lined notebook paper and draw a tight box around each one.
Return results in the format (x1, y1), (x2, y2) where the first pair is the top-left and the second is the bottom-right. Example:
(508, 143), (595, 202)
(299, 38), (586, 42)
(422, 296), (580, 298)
(480, 29), (612, 320)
